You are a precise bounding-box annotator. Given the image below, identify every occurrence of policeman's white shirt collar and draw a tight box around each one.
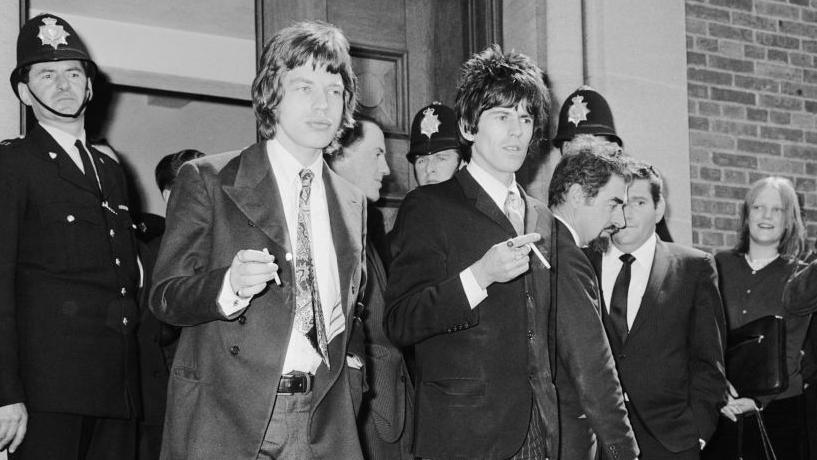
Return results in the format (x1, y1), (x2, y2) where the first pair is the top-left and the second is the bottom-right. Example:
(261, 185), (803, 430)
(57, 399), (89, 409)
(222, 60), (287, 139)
(466, 160), (519, 212)
(601, 233), (657, 326)
(553, 215), (582, 247)
(40, 122), (88, 172)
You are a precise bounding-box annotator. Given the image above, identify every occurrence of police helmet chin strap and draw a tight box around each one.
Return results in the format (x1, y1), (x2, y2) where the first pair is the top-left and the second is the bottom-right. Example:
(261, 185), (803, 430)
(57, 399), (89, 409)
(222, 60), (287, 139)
(25, 81), (91, 119)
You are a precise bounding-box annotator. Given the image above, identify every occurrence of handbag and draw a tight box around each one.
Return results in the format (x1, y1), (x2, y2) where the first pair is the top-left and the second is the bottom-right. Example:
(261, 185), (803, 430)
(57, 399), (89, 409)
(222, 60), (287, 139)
(726, 315), (787, 397)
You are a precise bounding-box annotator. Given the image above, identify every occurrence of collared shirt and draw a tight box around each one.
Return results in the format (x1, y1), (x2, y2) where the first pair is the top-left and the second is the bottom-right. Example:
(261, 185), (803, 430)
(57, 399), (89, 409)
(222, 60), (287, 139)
(460, 161), (521, 309)
(601, 233), (657, 328)
(554, 215), (582, 247)
(219, 139), (342, 374)
(40, 122), (97, 179)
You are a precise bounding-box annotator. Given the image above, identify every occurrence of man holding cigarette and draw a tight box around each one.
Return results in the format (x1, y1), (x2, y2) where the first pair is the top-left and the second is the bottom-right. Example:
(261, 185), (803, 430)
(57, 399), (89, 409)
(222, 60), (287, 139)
(149, 21), (367, 459)
(385, 45), (558, 459)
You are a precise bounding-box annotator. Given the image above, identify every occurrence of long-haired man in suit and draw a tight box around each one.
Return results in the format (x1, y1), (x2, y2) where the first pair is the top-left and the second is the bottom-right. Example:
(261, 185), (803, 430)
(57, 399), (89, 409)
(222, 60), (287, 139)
(590, 161), (726, 459)
(149, 21), (368, 459)
(385, 45), (558, 459)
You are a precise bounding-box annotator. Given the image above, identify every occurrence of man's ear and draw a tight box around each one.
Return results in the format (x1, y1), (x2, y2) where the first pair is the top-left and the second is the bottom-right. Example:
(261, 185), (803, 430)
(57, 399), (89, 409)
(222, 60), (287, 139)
(459, 120), (474, 142)
(17, 83), (33, 107)
(161, 188), (171, 203)
(655, 196), (666, 223)
(86, 78), (93, 101)
(567, 183), (585, 207)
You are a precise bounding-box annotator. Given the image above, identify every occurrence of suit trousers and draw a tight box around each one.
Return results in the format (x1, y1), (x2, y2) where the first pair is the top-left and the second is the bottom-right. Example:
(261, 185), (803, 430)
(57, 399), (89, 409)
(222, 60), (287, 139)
(9, 411), (136, 460)
(257, 392), (313, 459)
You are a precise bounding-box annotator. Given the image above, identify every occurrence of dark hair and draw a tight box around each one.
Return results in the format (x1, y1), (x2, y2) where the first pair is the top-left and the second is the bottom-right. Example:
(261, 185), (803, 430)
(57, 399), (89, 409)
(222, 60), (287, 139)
(455, 44), (551, 147)
(548, 148), (629, 207)
(251, 21), (357, 141)
(328, 113), (381, 161)
(155, 149), (206, 192)
(627, 159), (663, 206)
(735, 176), (805, 259)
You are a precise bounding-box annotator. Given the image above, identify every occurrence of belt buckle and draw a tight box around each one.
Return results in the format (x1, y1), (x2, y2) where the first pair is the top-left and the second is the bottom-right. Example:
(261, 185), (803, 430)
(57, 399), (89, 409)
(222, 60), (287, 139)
(278, 372), (313, 395)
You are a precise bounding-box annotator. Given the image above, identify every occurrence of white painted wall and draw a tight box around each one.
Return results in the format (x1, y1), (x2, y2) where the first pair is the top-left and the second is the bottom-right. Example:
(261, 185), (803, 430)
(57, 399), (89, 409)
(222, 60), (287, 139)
(0, 0), (21, 142)
(105, 89), (256, 216)
(504, 0), (692, 244)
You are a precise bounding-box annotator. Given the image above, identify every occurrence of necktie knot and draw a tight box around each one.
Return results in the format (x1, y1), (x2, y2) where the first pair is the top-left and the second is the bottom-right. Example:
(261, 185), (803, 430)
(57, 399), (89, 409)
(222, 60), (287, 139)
(504, 189), (524, 235)
(619, 253), (635, 265)
(299, 168), (315, 187)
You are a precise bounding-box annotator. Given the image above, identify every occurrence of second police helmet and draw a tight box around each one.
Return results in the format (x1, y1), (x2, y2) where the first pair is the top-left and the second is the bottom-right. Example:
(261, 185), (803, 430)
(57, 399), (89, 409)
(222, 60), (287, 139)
(406, 102), (462, 163)
(553, 86), (622, 148)
(10, 13), (97, 98)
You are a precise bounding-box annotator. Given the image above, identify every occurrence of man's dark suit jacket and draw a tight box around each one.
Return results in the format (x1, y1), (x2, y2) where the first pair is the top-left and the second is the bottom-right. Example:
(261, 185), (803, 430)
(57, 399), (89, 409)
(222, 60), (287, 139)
(385, 169), (559, 460)
(149, 143), (367, 459)
(552, 220), (639, 460)
(0, 123), (140, 418)
(588, 240), (727, 454)
(359, 239), (414, 459)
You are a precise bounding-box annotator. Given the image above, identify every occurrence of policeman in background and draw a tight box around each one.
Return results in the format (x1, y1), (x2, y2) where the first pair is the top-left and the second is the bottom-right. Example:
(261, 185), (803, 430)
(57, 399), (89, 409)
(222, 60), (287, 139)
(0, 14), (141, 459)
(553, 86), (673, 242)
(406, 102), (464, 186)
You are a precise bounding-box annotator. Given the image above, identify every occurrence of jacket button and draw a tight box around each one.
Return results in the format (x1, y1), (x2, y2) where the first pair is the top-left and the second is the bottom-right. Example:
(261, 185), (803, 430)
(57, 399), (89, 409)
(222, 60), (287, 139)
(527, 330), (534, 340)
(618, 353), (626, 360)
(229, 345), (240, 355)
(247, 219), (255, 227)
(238, 315), (247, 325)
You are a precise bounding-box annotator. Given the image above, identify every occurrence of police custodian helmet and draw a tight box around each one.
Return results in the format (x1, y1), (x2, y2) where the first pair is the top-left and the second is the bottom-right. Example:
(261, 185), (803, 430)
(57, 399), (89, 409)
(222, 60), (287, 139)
(10, 13), (97, 98)
(406, 102), (462, 163)
(553, 86), (622, 148)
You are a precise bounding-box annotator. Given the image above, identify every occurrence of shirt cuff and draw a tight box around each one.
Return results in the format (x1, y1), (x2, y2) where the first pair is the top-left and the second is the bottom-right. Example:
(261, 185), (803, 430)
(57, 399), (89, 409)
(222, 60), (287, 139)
(460, 268), (488, 309)
(218, 268), (250, 317)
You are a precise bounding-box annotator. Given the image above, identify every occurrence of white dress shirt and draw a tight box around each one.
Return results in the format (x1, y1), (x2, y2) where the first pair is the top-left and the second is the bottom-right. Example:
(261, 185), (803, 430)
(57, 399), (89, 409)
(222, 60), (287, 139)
(601, 234), (657, 328)
(218, 139), (342, 374)
(40, 122), (97, 180)
(460, 161), (521, 309)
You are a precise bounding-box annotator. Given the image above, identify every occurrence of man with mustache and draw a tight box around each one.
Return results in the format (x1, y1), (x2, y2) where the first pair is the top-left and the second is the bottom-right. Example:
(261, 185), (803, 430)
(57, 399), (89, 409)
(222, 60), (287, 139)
(547, 150), (639, 460)
(0, 14), (141, 459)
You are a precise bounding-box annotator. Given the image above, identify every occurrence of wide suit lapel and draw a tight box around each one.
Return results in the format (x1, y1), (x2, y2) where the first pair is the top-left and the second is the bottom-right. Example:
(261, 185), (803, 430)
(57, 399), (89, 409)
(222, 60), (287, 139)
(627, 239), (670, 342)
(29, 123), (99, 197)
(221, 144), (364, 406)
(221, 143), (292, 255)
(455, 169), (517, 236)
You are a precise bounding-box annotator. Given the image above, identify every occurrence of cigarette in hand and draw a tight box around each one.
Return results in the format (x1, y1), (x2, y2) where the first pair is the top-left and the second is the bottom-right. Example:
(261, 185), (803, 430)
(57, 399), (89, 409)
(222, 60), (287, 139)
(528, 243), (550, 270)
(263, 248), (282, 286)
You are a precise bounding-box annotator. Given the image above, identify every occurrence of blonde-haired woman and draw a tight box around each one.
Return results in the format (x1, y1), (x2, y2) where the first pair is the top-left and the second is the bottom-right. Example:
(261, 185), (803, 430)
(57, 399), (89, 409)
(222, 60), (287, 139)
(704, 176), (813, 459)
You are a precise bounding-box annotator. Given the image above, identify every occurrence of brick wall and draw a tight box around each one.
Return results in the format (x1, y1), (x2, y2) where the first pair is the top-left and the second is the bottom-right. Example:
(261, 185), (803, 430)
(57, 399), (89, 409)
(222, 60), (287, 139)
(686, 0), (817, 253)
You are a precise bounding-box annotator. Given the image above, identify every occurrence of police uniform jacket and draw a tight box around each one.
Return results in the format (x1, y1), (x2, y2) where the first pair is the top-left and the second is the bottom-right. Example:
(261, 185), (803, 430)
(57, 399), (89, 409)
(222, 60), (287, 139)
(0, 123), (140, 418)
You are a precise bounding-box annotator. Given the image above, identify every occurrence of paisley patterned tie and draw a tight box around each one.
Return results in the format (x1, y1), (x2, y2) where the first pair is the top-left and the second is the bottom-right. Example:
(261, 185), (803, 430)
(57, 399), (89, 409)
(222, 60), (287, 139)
(294, 169), (330, 369)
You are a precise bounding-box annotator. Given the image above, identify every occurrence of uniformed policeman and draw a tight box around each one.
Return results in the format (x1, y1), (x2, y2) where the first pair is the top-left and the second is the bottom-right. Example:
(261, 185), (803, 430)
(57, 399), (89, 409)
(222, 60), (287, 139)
(406, 102), (464, 186)
(0, 13), (141, 459)
(553, 85), (673, 242)
(553, 85), (623, 156)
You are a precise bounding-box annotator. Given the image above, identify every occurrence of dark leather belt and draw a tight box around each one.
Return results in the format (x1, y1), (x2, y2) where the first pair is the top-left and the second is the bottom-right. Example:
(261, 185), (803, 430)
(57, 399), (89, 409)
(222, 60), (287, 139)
(277, 372), (314, 394)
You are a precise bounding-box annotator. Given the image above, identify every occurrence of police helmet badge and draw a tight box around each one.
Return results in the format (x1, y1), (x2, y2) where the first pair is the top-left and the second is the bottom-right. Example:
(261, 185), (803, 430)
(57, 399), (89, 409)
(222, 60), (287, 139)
(567, 95), (590, 127)
(38, 17), (70, 50)
(419, 107), (441, 139)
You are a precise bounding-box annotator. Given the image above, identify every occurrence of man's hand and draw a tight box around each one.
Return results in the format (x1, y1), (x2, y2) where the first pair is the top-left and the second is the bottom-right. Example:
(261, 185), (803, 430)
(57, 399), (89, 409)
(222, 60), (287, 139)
(229, 248), (280, 299)
(0, 402), (27, 453)
(471, 233), (541, 289)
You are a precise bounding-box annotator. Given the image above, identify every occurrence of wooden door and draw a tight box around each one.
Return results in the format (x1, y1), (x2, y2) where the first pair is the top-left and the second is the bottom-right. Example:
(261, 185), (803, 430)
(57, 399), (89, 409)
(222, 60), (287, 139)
(256, 0), (501, 224)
